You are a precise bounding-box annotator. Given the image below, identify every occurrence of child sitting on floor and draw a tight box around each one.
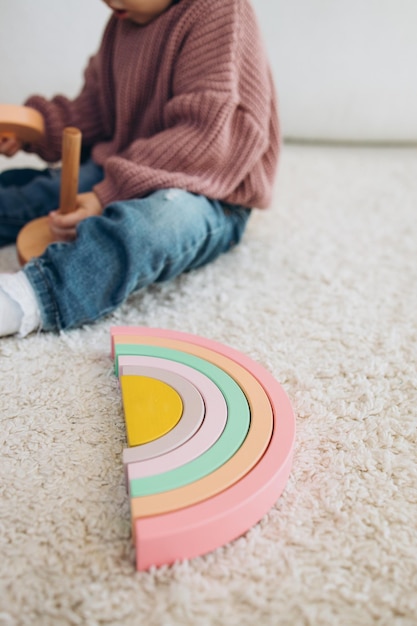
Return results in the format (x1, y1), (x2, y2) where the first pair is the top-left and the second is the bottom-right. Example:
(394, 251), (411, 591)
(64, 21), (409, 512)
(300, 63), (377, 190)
(0, 0), (279, 337)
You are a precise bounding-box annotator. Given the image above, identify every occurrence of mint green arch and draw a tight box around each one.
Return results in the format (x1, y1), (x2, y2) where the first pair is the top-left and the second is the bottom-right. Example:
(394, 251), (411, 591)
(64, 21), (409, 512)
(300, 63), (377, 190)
(114, 344), (250, 498)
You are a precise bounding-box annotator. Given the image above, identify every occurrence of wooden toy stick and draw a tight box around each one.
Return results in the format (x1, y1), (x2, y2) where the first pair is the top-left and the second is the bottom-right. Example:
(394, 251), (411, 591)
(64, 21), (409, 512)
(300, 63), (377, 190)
(16, 127), (82, 265)
(58, 127), (82, 214)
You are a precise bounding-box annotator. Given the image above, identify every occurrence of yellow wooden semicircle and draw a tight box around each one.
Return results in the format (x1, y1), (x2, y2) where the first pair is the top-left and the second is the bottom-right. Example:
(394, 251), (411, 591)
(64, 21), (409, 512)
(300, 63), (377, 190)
(120, 375), (183, 447)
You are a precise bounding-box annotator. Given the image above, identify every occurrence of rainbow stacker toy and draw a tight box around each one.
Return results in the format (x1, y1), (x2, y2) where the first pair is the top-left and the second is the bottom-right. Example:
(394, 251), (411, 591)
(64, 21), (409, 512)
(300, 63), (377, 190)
(111, 326), (296, 570)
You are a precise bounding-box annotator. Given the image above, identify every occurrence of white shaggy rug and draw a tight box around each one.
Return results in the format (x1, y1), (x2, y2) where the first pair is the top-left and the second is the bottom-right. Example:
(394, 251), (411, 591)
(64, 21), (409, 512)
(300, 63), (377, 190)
(1, 144), (416, 625)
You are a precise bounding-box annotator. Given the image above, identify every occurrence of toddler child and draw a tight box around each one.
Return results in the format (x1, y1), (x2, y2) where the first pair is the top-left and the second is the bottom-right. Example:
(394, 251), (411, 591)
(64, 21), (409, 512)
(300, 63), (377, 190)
(0, 0), (279, 337)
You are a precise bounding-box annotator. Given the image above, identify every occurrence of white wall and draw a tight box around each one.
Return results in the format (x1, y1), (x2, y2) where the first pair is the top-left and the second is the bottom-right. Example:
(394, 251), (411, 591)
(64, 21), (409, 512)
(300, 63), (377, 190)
(253, 0), (417, 143)
(0, 0), (109, 102)
(1, 0), (417, 143)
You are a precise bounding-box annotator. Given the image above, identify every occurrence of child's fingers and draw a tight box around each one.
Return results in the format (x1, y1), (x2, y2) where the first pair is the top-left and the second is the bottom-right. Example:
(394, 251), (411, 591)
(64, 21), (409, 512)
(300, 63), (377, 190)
(48, 209), (85, 241)
(48, 193), (102, 241)
(49, 209), (85, 229)
(0, 136), (22, 157)
(49, 224), (78, 241)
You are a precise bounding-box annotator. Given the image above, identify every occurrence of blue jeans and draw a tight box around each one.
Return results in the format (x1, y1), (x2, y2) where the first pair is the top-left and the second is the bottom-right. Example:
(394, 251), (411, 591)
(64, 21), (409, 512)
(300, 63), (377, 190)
(0, 160), (251, 331)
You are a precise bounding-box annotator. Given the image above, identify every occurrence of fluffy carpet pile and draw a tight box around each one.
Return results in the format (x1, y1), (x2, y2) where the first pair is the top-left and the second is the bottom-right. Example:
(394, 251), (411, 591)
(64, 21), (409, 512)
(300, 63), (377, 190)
(1, 144), (416, 625)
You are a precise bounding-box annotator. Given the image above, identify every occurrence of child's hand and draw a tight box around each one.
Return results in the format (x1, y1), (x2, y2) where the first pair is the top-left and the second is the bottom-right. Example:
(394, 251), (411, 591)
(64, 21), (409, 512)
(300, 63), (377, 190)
(0, 135), (23, 157)
(49, 191), (103, 241)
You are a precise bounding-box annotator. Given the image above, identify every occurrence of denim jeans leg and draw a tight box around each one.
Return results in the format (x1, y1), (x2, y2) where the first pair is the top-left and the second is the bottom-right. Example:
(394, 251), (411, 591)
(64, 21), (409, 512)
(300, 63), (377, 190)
(0, 159), (104, 246)
(23, 189), (251, 331)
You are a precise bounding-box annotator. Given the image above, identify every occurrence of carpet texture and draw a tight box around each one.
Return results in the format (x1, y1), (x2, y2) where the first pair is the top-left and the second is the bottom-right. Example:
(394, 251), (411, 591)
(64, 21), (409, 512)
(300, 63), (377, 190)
(1, 144), (416, 625)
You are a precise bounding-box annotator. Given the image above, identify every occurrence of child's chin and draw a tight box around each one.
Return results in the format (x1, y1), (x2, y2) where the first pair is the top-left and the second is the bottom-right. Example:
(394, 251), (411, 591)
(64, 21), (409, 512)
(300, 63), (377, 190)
(114, 9), (129, 20)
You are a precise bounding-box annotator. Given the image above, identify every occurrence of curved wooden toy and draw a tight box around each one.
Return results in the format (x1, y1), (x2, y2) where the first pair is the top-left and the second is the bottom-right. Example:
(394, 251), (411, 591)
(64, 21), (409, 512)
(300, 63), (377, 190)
(0, 104), (45, 144)
(111, 326), (296, 571)
(16, 126), (82, 265)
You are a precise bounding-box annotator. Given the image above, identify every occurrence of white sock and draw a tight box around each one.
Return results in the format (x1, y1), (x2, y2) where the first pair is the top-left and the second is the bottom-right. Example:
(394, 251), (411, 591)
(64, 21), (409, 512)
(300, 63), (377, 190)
(0, 287), (23, 336)
(0, 272), (41, 337)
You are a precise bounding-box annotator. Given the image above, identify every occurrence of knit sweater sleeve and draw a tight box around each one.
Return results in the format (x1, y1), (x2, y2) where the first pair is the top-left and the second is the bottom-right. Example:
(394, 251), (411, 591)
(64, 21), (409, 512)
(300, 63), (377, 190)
(24, 21), (115, 163)
(94, 0), (276, 208)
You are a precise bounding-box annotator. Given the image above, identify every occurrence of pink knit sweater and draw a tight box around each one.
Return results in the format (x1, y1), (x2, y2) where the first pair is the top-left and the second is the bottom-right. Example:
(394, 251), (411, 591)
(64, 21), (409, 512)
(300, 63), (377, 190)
(25, 0), (279, 209)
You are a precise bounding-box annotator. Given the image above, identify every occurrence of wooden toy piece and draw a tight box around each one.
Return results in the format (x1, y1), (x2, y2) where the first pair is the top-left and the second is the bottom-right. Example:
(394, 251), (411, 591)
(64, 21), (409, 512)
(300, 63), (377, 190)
(120, 374), (183, 447)
(16, 126), (82, 265)
(0, 104), (44, 144)
(111, 326), (296, 571)
(122, 358), (229, 481)
(125, 345), (251, 497)
(57, 127), (83, 216)
(135, 408), (292, 571)
(121, 356), (225, 468)
(120, 364), (205, 465)
(118, 341), (272, 507)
